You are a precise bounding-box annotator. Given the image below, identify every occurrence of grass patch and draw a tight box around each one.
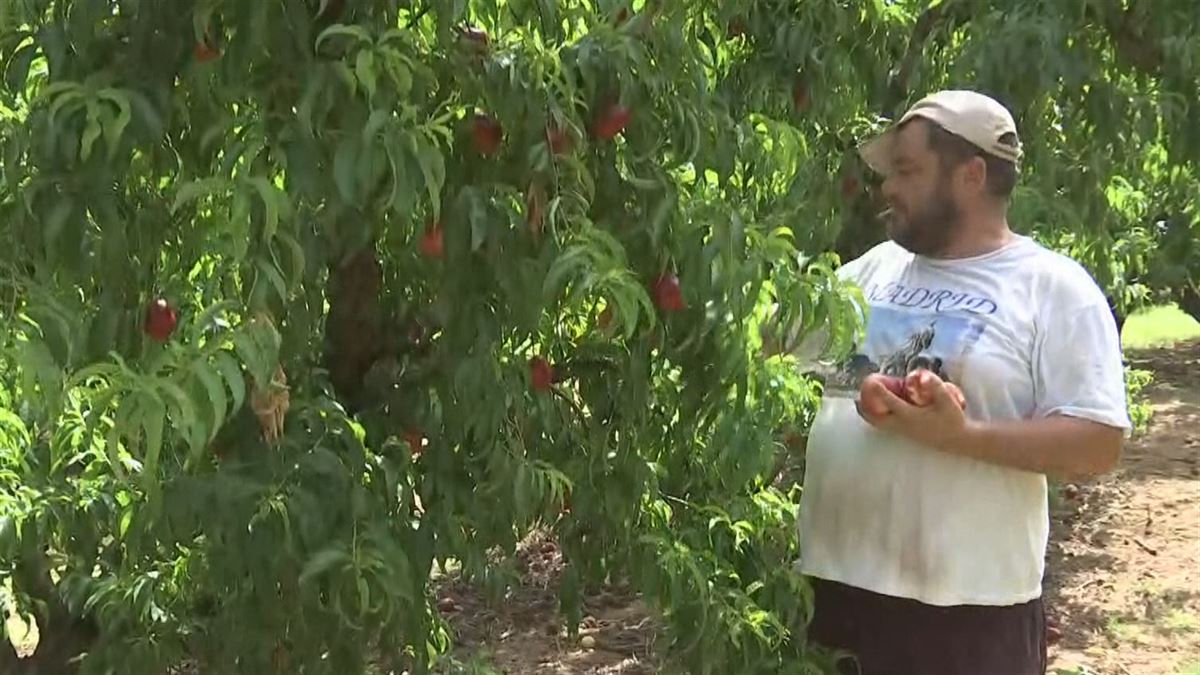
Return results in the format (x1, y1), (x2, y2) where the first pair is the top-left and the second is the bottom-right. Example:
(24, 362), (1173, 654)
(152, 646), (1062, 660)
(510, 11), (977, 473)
(1175, 661), (1200, 675)
(1106, 617), (1151, 645)
(1163, 609), (1200, 634)
(1123, 304), (1200, 349)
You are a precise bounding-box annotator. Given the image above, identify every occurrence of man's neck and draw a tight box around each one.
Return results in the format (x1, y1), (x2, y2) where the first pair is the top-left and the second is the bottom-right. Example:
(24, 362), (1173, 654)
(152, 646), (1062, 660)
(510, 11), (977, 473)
(928, 212), (1014, 259)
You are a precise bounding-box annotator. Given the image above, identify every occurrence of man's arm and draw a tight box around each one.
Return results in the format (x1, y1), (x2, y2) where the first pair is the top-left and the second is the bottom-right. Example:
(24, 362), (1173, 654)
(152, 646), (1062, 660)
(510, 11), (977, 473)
(858, 384), (1124, 480)
(941, 414), (1122, 479)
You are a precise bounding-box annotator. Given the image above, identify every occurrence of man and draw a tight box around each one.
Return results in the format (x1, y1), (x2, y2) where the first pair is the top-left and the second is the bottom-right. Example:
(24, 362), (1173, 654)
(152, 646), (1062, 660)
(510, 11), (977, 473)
(781, 90), (1132, 674)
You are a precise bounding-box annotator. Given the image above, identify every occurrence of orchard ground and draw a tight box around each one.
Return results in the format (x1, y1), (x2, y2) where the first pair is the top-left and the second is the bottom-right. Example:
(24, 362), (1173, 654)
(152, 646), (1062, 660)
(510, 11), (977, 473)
(5, 307), (1199, 674)
(1046, 305), (1200, 675)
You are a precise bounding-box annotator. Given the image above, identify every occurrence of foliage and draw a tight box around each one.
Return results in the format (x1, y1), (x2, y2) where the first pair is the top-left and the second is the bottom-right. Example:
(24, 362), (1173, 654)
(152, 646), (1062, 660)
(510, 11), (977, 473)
(1124, 365), (1155, 435)
(0, 1), (1195, 674)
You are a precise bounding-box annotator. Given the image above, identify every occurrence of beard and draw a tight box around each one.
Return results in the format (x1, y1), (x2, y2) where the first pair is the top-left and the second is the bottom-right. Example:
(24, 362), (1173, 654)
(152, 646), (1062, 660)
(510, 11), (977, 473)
(885, 184), (963, 256)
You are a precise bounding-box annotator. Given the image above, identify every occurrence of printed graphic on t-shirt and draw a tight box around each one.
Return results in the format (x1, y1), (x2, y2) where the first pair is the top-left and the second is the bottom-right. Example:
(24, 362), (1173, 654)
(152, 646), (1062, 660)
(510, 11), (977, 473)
(863, 279), (998, 316)
(824, 303), (988, 397)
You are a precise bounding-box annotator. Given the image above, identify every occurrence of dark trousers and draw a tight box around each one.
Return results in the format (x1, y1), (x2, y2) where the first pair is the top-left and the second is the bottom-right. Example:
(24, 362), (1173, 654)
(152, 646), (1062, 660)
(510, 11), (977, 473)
(806, 578), (1047, 675)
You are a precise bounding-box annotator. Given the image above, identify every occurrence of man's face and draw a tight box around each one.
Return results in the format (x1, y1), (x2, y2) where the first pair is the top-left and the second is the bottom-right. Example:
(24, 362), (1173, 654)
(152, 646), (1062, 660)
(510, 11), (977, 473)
(879, 120), (962, 256)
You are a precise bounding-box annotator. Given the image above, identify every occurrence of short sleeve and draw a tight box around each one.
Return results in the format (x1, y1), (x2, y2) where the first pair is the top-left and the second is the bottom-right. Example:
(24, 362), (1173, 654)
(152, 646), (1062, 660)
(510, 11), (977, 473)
(1032, 295), (1133, 435)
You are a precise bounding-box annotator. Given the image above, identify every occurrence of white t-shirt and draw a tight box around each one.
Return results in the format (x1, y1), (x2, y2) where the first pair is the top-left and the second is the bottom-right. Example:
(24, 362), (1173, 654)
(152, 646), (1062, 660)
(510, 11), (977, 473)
(793, 234), (1132, 607)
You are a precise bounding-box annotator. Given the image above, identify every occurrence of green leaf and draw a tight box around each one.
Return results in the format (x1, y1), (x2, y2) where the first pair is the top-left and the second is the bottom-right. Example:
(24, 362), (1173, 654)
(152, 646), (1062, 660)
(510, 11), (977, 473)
(41, 196), (73, 257)
(96, 88), (132, 158)
(297, 67), (329, 136)
(256, 257), (290, 307)
(299, 547), (353, 584)
(125, 89), (165, 140)
(409, 132), (444, 218)
(272, 231), (307, 293)
(542, 247), (589, 299)
(355, 49), (378, 100)
(229, 189), (252, 260)
(158, 379), (204, 454)
(192, 361), (228, 440)
(46, 83), (85, 126)
(140, 395), (166, 488)
(105, 423), (126, 481)
(188, 299), (240, 343)
(5, 43), (38, 95)
(232, 330), (267, 387)
(383, 49), (413, 97)
(112, 393), (142, 461)
(383, 133), (411, 213)
(248, 176), (282, 242)
(334, 136), (359, 203)
(0, 407), (31, 448)
(213, 351), (246, 414)
(79, 104), (103, 161)
(315, 24), (373, 52)
(171, 178), (227, 214)
(362, 108), (391, 143)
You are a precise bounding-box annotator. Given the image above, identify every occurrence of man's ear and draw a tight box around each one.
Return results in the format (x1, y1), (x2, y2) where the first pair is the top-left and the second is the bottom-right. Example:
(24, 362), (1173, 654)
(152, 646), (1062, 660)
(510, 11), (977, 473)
(956, 156), (988, 195)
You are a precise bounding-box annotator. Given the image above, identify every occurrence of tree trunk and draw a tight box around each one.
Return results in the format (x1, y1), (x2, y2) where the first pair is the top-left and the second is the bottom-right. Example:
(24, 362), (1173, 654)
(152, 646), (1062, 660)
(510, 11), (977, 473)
(1178, 286), (1200, 325)
(1107, 296), (1127, 335)
(324, 248), (385, 411)
(7, 550), (99, 675)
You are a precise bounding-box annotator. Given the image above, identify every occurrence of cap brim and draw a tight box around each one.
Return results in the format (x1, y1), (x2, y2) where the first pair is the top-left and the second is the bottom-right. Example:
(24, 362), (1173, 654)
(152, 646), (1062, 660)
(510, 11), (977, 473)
(857, 131), (896, 176)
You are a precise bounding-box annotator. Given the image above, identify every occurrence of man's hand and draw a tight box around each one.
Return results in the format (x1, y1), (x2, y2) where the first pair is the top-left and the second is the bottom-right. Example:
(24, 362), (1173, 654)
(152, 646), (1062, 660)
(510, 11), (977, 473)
(856, 371), (1123, 479)
(856, 372), (969, 452)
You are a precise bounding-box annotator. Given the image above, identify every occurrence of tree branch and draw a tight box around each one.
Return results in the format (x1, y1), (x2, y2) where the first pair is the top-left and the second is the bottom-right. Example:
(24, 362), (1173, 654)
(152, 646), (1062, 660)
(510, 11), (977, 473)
(881, 0), (965, 119)
(1094, 5), (1163, 76)
(0, 637), (26, 675)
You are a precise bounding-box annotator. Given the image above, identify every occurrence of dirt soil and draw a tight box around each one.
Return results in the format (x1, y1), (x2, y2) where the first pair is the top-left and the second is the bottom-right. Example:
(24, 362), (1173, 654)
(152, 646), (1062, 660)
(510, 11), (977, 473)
(1045, 340), (1200, 675)
(440, 340), (1200, 675)
(436, 534), (662, 675)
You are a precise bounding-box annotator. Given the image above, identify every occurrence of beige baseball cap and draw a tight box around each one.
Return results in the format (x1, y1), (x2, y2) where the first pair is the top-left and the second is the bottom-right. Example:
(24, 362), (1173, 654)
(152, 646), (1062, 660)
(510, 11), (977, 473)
(858, 89), (1022, 175)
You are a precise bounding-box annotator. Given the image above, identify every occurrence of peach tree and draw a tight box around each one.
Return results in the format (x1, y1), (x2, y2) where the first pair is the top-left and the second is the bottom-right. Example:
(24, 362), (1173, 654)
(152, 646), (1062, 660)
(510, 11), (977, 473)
(0, 1), (867, 673)
(0, 1), (1196, 674)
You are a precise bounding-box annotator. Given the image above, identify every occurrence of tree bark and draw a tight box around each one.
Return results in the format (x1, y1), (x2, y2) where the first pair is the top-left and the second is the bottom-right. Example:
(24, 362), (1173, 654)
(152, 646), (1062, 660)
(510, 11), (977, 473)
(1107, 295), (1127, 335)
(1178, 285), (1200, 325)
(0, 639), (27, 674)
(8, 550), (99, 675)
(324, 248), (385, 411)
